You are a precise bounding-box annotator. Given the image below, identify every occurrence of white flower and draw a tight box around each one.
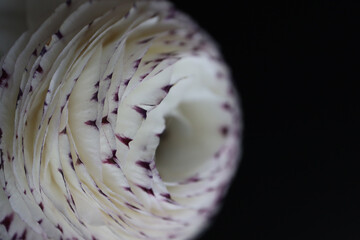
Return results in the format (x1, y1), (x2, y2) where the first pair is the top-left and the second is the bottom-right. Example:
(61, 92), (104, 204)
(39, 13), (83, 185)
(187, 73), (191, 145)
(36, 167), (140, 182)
(0, 0), (242, 239)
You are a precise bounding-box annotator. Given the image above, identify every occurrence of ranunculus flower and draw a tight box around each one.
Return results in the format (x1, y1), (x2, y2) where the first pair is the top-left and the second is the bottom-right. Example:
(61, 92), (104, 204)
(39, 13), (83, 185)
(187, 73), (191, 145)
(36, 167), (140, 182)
(0, 0), (241, 239)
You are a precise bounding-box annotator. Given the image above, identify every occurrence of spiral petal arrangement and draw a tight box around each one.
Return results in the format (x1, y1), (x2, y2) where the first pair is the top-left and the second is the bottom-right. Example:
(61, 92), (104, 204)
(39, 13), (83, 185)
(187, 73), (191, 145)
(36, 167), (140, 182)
(0, 0), (241, 239)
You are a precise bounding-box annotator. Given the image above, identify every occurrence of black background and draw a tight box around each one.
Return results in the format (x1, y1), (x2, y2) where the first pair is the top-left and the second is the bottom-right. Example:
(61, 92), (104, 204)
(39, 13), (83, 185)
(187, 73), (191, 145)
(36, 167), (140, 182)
(172, 1), (360, 239)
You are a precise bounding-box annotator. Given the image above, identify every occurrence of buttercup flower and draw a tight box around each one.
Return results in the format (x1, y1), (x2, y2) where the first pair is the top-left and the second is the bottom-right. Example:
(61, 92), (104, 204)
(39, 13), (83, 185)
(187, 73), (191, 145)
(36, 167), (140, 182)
(0, 0), (241, 239)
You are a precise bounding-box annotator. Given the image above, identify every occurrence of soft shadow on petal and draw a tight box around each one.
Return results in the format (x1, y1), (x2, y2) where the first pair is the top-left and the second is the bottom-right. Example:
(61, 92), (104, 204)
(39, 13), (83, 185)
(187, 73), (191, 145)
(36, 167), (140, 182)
(0, 0), (27, 56)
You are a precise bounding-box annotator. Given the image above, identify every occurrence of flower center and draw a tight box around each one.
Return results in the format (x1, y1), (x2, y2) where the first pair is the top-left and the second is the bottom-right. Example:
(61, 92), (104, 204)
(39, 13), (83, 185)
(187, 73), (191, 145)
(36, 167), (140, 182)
(155, 100), (224, 183)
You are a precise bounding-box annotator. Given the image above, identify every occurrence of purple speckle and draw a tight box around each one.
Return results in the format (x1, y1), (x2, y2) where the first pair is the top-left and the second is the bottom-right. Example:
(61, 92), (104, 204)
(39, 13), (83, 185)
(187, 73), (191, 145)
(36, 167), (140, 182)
(40, 47), (47, 56)
(198, 208), (210, 215)
(56, 224), (63, 233)
(133, 59), (141, 69)
(133, 106), (147, 119)
(183, 176), (201, 184)
(101, 116), (109, 124)
(0, 213), (14, 232)
(0, 68), (9, 87)
(39, 202), (44, 211)
(137, 185), (154, 196)
(222, 102), (232, 111)
(35, 65), (43, 74)
(139, 73), (149, 81)
(154, 57), (166, 63)
(55, 30), (63, 39)
(185, 32), (195, 39)
(70, 194), (75, 205)
(228, 87), (235, 95)
(149, 64), (158, 71)
(161, 84), (173, 93)
(0, 152), (3, 170)
(160, 193), (171, 199)
(32, 49), (37, 56)
(106, 73), (113, 80)
(140, 232), (148, 237)
(58, 168), (64, 180)
(60, 127), (66, 134)
(220, 126), (229, 137)
(91, 91), (98, 101)
(85, 120), (98, 129)
(11, 233), (17, 240)
(137, 37), (153, 44)
(214, 149), (222, 158)
(66, 0), (71, 6)
(16, 89), (23, 102)
(70, 161), (75, 170)
(37, 219), (43, 225)
(111, 107), (118, 114)
(98, 189), (107, 197)
(0, 128), (2, 142)
(113, 92), (119, 102)
(216, 71), (225, 79)
(94, 81), (100, 88)
(76, 158), (83, 165)
(168, 234), (177, 239)
(103, 150), (120, 167)
(136, 160), (151, 171)
(124, 78), (130, 86)
(103, 157), (118, 166)
(116, 134), (132, 147)
(124, 187), (132, 192)
(19, 229), (27, 240)
(125, 202), (140, 210)
(165, 7), (176, 19)
(192, 46), (201, 52)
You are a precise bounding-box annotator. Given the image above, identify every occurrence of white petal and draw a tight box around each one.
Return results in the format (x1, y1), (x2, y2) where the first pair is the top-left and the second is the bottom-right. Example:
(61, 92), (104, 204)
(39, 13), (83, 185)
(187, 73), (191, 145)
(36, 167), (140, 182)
(0, 1), (241, 240)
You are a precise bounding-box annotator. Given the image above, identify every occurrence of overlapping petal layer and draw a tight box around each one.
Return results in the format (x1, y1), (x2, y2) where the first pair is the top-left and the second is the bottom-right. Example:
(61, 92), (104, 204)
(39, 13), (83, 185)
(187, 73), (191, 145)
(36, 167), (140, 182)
(0, 1), (241, 239)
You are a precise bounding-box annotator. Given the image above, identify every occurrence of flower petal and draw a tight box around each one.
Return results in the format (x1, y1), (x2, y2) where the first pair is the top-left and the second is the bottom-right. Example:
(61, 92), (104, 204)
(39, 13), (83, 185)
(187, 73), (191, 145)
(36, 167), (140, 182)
(0, 1), (242, 239)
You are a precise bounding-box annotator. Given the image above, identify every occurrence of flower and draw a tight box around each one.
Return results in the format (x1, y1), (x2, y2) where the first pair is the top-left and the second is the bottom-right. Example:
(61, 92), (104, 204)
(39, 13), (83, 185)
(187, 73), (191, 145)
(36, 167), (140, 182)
(0, 0), (241, 239)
